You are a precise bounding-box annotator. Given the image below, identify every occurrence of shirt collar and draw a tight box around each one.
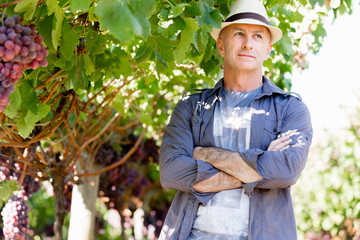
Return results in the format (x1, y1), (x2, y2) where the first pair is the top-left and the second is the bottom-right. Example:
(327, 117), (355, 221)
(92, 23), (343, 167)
(210, 76), (297, 99)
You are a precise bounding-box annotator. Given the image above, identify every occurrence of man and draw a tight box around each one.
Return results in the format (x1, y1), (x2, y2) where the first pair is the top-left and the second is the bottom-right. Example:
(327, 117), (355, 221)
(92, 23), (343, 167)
(159, 0), (312, 239)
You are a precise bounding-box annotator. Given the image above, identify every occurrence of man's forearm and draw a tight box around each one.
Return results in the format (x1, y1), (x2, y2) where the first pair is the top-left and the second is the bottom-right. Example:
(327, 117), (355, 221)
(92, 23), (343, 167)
(193, 147), (263, 183)
(192, 171), (242, 193)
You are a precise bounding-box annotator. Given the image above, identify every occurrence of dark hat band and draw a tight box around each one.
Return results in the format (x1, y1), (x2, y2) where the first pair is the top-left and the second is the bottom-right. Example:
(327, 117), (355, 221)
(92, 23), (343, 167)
(225, 12), (270, 25)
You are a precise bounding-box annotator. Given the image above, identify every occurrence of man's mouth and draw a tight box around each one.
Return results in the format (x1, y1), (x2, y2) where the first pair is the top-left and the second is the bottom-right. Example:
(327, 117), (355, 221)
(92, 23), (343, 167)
(237, 53), (255, 58)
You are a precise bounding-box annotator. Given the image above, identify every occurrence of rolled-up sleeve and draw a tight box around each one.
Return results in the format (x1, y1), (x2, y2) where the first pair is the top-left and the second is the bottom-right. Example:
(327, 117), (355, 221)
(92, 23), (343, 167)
(241, 97), (313, 190)
(160, 97), (218, 205)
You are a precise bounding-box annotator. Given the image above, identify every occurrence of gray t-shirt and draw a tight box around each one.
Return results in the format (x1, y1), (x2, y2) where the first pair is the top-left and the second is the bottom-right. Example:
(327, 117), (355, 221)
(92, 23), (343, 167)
(190, 86), (262, 240)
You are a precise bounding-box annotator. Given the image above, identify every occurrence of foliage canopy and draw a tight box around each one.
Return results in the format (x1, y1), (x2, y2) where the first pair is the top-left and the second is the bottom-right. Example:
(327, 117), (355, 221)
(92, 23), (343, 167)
(0, 0), (354, 141)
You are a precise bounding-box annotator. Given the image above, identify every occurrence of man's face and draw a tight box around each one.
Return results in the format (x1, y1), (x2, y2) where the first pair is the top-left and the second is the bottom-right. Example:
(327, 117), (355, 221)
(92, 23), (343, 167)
(217, 23), (272, 74)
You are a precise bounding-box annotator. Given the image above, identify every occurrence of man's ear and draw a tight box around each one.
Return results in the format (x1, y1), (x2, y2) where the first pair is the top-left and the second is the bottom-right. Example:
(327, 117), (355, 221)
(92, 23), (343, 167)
(217, 37), (225, 57)
(265, 43), (272, 60)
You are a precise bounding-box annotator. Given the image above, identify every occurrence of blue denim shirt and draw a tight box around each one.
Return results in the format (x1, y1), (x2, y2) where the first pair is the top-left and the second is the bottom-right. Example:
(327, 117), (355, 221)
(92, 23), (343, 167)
(159, 77), (313, 240)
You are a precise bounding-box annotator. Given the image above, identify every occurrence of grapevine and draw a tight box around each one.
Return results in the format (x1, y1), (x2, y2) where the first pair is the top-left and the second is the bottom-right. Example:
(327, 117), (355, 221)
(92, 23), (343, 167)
(0, 13), (48, 112)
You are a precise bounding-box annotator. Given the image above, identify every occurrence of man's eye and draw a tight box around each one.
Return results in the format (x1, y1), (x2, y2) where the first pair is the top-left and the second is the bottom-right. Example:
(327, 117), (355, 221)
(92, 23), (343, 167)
(255, 34), (263, 39)
(235, 32), (244, 36)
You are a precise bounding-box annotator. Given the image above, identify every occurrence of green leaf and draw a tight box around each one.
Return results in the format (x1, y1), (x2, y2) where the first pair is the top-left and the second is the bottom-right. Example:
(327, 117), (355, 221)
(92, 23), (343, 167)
(199, 0), (223, 29)
(84, 54), (95, 76)
(194, 27), (210, 53)
(15, 79), (51, 138)
(134, 13), (151, 39)
(46, 0), (64, 49)
(200, 56), (219, 75)
(38, 14), (55, 51)
(56, 52), (76, 71)
(14, 0), (37, 20)
(84, 31), (107, 55)
(0, 181), (18, 207)
(95, 0), (142, 42)
(111, 47), (132, 78)
(309, 0), (317, 6)
(313, 24), (327, 38)
(155, 50), (168, 70)
(345, 0), (352, 10)
(17, 103), (50, 138)
(4, 87), (21, 119)
(88, 5), (97, 21)
(135, 41), (152, 64)
(69, 0), (92, 13)
(155, 36), (174, 73)
(112, 94), (125, 114)
(168, 3), (189, 18)
(174, 17), (200, 62)
(128, 0), (155, 18)
(59, 20), (79, 61)
(277, 34), (293, 54)
(68, 55), (88, 90)
(159, 17), (186, 38)
(290, 11), (304, 23)
(19, 80), (40, 114)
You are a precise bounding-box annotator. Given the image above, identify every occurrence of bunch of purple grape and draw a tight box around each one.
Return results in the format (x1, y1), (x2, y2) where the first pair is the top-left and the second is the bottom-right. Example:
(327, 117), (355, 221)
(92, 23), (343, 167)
(1, 194), (30, 240)
(0, 14), (49, 112)
(1, 147), (40, 239)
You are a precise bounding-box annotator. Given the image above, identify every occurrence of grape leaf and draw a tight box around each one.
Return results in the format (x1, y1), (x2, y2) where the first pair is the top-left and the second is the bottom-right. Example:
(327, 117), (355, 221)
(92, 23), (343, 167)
(135, 40), (153, 63)
(19, 80), (40, 114)
(174, 17), (200, 62)
(4, 87), (21, 119)
(37, 14), (55, 51)
(84, 54), (95, 76)
(46, 0), (63, 49)
(59, 20), (79, 61)
(168, 3), (189, 18)
(17, 103), (50, 138)
(14, 0), (37, 20)
(0, 181), (18, 207)
(199, 0), (223, 29)
(15, 80), (50, 138)
(68, 55), (88, 90)
(277, 34), (293, 54)
(85, 31), (106, 55)
(313, 24), (327, 38)
(155, 36), (174, 73)
(128, 0), (155, 18)
(95, 0), (142, 42)
(69, 0), (92, 13)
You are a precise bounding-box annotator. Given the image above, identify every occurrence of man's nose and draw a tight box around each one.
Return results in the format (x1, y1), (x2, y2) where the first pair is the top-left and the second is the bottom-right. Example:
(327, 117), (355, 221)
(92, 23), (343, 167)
(242, 36), (253, 50)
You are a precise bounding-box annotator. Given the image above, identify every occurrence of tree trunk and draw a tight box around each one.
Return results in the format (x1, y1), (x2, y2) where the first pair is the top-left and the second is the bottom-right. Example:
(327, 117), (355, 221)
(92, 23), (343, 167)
(68, 164), (100, 240)
(53, 169), (65, 240)
(119, 210), (126, 240)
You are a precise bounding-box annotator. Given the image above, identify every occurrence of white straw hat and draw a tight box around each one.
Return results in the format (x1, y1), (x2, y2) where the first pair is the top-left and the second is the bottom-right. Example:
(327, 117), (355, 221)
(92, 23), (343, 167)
(210, 0), (283, 44)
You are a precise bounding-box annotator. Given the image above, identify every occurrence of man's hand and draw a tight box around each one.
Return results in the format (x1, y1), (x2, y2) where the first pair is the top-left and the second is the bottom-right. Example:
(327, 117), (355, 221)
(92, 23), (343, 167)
(192, 171), (242, 193)
(267, 135), (292, 151)
(193, 146), (206, 162)
(192, 146), (263, 183)
(192, 133), (294, 184)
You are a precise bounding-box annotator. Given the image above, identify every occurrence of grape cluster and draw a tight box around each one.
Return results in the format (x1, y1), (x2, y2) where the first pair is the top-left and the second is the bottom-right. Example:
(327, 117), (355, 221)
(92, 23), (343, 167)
(0, 166), (10, 181)
(1, 195), (30, 240)
(0, 14), (48, 112)
(0, 147), (41, 239)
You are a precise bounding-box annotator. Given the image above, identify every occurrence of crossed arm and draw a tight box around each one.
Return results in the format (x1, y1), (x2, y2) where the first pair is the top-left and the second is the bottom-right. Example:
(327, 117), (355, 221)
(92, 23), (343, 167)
(191, 135), (292, 193)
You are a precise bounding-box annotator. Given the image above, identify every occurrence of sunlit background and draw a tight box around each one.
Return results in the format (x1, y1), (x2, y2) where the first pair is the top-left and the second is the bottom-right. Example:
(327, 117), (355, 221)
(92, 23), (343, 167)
(292, 6), (360, 141)
(292, 5), (360, 239)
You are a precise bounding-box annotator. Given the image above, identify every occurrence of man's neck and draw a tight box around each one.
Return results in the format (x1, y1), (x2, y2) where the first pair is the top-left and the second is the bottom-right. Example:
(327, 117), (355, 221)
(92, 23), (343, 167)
(223, 69), (263, 92)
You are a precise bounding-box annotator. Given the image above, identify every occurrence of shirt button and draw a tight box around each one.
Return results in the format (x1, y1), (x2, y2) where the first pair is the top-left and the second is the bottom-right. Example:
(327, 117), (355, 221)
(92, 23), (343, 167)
(273, 128), (277, 133)
(194, 119), (200, 124)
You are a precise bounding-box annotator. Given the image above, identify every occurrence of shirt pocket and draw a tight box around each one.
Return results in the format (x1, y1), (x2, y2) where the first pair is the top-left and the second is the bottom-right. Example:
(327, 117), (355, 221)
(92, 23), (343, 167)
(262, 118), (282, 149)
